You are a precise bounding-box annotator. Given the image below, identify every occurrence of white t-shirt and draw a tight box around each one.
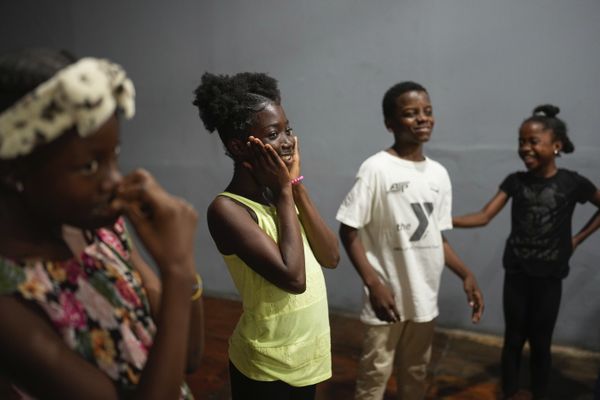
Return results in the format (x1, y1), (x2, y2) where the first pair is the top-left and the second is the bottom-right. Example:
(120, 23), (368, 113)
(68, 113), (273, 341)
(336, 151), (453, 324)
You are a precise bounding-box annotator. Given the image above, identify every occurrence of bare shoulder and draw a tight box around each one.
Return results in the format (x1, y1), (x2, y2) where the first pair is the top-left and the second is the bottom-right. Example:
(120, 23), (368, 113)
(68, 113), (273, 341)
(207, 195), (265, 255)
(208, 195), (257, 227)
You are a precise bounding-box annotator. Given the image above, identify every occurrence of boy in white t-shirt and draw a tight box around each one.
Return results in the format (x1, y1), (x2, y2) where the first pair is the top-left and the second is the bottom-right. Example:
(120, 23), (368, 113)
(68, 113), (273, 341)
(337, 81), (484, 400)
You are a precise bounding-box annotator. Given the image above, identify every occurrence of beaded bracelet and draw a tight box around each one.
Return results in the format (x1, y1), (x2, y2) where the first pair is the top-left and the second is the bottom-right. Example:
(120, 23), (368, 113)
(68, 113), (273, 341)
(290, 175), (304, 185)
(191, 273), (203, 301)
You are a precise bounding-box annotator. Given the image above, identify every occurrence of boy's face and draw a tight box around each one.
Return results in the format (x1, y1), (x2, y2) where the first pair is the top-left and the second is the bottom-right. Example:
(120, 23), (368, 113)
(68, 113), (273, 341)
(385, 90), (434, 144)
(20, 115), (123, 230)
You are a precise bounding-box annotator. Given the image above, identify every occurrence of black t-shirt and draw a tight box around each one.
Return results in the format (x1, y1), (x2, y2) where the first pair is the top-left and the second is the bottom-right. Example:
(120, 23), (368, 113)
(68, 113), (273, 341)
(500, 169), (596, 278)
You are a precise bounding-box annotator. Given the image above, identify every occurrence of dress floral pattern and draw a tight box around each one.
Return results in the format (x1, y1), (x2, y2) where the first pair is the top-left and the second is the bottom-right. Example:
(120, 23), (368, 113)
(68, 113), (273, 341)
(0, 218), (192, 399)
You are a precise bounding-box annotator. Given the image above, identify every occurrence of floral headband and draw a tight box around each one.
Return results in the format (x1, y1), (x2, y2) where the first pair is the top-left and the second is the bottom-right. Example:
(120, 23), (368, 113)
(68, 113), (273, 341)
(0, 57), (135, 159)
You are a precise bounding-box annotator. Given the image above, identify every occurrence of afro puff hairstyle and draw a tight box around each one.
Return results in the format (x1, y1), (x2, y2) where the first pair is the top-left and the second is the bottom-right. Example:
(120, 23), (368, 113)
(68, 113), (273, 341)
(192, 72), (280, 146)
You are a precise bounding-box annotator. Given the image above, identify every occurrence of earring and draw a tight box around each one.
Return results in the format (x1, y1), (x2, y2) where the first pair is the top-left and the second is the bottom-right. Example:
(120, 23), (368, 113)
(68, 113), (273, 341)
(554, 149), (559, 155)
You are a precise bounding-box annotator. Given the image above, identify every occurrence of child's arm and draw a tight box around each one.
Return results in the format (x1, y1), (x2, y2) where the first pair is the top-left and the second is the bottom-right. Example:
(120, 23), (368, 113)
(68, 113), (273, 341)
(208, 137), (307, 294)
(442, 236), (484, 323)
(339, 223), (400, 323)
(453, 190), (509, 228)
(0, 295), (124, 399)
(290, 138), (340, 268)
(293, 183), (340, 268)
(130, 248), (204, 373)
(114, 169), (200, 399)
(572, 190), (600, 249)
(0, 169), (200, 400)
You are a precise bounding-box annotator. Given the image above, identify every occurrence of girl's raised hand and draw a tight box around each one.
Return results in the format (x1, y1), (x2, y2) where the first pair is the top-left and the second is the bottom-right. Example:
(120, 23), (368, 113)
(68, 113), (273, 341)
(243, 136), (291, 195)
(289, 136), (301, 180)
(111, 169), (198, 273)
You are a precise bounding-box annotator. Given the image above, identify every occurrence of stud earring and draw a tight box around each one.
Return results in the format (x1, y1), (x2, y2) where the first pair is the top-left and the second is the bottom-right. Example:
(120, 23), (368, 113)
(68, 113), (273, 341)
(554, 149), (559, 155)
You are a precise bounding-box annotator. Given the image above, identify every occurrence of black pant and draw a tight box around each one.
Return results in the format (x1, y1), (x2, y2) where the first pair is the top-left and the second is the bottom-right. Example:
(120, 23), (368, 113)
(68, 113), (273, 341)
(501, 272), (562, 399)
(595, 369), (600, 400)
(229, 361), (317, 400)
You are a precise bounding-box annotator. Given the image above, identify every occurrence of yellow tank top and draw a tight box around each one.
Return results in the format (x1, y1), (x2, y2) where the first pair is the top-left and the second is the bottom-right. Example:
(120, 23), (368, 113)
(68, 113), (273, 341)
(219, 192), (331, 387)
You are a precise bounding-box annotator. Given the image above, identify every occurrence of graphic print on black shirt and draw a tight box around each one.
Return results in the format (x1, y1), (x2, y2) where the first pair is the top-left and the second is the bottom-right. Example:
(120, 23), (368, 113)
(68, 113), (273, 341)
(509, 182), (564, 263)
(500, 169), (597, 278)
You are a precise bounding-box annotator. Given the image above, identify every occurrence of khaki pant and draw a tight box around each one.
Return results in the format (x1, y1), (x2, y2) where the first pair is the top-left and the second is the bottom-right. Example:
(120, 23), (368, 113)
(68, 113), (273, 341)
(354, 319), (436, 400)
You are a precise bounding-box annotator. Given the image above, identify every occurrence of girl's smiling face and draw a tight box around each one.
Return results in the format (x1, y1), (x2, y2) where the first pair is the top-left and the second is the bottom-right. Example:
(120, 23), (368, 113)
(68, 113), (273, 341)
(19, 115), (123, 230)
(518, 120), (561, 173)
(248, 103), (295, 169)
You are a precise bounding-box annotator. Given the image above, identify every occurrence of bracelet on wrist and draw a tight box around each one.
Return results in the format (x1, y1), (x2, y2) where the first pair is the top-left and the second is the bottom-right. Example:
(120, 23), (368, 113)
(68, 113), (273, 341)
(191, 273), (203, 301)
(290, 175), (304, 185)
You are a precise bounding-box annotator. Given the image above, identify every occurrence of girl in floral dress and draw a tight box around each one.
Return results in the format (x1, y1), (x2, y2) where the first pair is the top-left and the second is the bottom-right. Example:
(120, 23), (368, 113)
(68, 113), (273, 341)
(0, 48), (204, 399)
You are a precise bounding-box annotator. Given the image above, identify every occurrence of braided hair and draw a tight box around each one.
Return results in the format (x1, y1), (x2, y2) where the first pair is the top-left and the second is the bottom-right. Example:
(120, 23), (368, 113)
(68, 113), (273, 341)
(192, 72), (280, 147)
(523, 104), (574, 154)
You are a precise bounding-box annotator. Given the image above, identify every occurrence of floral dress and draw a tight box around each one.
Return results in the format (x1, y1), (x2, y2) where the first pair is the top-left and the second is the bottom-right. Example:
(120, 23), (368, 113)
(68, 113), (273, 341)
(0, 218), (193, 399)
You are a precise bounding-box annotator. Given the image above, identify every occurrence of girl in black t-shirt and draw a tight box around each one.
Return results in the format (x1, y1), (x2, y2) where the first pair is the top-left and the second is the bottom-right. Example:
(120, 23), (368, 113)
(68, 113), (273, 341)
(453, 105), (600, 400)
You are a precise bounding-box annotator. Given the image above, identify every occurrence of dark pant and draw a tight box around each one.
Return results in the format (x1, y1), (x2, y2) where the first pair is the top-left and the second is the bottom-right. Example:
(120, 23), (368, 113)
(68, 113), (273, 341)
(229, 361), (317, 400)
(595, 369), (600, 400)
(501, 272), (562, 399)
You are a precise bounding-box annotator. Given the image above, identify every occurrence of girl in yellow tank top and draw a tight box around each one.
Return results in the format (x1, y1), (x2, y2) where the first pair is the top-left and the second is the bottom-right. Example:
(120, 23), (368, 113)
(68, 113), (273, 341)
(193, 72), (339, 400)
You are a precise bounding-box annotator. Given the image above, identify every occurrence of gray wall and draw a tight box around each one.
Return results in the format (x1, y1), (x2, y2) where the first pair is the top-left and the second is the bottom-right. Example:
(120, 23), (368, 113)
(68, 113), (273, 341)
(2, 0), (599, 350)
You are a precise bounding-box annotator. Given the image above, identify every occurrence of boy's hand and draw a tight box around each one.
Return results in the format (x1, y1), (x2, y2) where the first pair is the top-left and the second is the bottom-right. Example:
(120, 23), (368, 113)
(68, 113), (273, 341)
(368, 280), (400, 323)
(463, 274), (484, 323)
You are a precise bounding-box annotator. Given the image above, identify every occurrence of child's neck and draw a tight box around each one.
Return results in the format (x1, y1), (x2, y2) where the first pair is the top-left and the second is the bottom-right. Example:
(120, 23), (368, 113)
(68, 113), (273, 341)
(530, 162), (558, 178)
(0, 195), (71, 261)
(225, 166), (270, 205)
(388, 143), (425, 162)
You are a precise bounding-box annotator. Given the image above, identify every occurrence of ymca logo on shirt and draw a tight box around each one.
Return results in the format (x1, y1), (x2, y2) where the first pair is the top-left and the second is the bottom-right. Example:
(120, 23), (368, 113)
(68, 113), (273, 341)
(410, 202), (433, 241)
(389, 181), (410, 192)
(395, 202), (434, 241)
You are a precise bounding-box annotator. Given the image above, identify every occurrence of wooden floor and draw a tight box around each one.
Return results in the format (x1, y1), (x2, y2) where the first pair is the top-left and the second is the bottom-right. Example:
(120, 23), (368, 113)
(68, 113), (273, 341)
(188, 296), (600, 400)
(1, 296), (597, 399)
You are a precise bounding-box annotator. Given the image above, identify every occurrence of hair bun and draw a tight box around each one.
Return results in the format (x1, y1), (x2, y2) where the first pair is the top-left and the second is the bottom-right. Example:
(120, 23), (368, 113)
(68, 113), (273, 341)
(533, 104), (560, 118)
